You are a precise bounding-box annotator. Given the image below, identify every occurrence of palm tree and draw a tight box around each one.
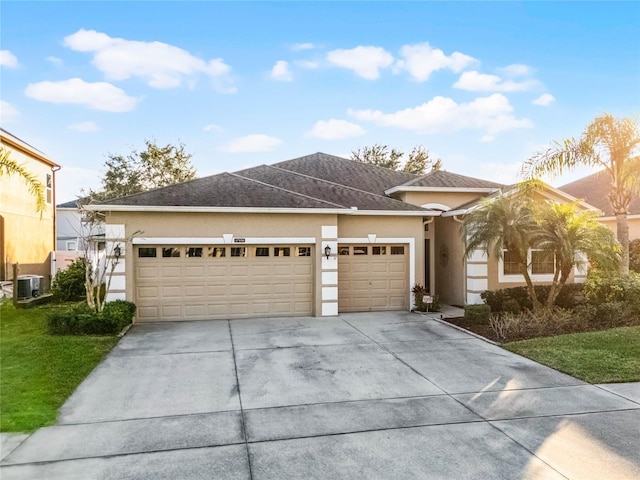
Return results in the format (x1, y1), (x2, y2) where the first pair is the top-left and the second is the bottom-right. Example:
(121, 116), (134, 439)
(462, 191), (543, 310)
(0, 146), (46, 213)
(534, 201), (620, 308)
(522, 114), (640, 276)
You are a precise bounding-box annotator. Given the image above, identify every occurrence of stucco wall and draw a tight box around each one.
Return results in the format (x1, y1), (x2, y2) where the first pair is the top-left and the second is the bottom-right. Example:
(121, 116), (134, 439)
(599, 217), (640, 241)
(395, 191), (488, 210)
(433, 217), (466, 306)
(0, 140), (56, 280)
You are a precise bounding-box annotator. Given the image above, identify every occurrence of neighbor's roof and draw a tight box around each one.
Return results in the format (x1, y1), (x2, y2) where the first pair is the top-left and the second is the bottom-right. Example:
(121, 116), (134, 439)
(560, 170), (640, 217)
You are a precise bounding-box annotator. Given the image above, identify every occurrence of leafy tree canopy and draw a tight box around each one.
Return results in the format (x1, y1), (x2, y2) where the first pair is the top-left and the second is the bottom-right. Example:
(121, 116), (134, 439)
(92, 139), (196, 201)
(351, 144), (442, 175)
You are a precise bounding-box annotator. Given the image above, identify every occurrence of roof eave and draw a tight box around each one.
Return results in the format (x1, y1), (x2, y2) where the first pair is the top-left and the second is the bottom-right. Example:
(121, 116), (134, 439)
(384, 186), (499, 195)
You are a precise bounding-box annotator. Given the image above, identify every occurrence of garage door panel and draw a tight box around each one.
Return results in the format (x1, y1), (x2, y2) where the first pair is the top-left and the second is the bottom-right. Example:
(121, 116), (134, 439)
(338, 244), (408, 313)
(231, 265), (250, 276)
(137, 286), (158, 298)
(206, 265), (229, 277)
(161, 286), (182, 298)
(273, 283), (292, 295)
(185, 266), (205, 277)
(295, 264), (312, 275)
(137, 266), (159, 278)
(252, 283), (271, 295)
(185, 285), (205, 297)
(273, 265), (293, 276)
(160, 266), (182, 278)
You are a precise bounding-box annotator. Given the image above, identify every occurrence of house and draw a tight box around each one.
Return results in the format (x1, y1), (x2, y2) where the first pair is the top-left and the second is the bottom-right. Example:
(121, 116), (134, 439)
(87, 152), (590, 322)
(560, 170), (640, 241)
(0, 128), (60, 283)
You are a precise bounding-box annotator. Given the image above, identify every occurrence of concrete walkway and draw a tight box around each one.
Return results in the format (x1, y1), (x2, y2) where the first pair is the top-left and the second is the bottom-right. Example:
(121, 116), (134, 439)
(1, 312), (639, 479)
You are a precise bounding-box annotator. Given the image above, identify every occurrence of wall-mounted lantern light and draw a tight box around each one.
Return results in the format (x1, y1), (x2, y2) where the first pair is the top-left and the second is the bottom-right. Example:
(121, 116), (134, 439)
(113, 245), (122, 259)
(324, 245), (331, 259)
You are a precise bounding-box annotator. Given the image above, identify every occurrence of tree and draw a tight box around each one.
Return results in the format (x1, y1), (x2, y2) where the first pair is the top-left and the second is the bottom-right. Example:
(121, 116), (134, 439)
(534, 201), (619, 307)
(351, 144), (443, 174)
(522, 114), (640, 276)
(94, 139), (197, 201)
(463, 191), (543, 310)
(0, 146), (46, 213)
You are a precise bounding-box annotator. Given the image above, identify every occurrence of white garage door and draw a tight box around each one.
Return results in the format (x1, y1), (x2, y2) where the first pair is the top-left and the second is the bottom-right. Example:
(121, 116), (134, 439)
(338, 244), (408, 312)
(135, 245), (313, 322)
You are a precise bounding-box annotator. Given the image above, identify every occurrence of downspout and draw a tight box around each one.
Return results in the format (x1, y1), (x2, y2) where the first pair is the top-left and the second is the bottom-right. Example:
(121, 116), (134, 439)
(51, 165), (61, 283)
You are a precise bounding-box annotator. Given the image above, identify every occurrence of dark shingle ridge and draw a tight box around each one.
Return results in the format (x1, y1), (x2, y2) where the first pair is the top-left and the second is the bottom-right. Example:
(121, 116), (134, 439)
(560, 170), (639, 216)
(273, 152), (419, 195)
(397, 169), (504, 189)
(235, 165), (427, 211)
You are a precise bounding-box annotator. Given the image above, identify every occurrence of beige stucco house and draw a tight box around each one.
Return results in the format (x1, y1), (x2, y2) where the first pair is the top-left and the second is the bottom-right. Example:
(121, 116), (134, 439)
(0, 128), (60, 282)
(88, 153), (592, 322)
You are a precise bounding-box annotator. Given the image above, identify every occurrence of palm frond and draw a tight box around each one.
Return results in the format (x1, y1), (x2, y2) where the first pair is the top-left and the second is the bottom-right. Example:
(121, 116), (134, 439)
(0, 147), (47, 213)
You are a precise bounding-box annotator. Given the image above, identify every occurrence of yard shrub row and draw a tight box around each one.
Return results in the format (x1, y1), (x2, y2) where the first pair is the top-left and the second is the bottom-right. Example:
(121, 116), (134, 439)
(48, 300), (136, 335)
(480, 283), (584, 313)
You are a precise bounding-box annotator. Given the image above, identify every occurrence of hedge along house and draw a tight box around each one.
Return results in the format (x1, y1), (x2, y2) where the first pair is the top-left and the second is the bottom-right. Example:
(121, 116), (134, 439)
(86, 153), (590, 322)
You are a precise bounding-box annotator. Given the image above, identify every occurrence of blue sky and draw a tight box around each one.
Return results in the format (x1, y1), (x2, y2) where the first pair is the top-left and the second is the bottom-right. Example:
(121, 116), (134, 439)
(1, 1), (638, 202)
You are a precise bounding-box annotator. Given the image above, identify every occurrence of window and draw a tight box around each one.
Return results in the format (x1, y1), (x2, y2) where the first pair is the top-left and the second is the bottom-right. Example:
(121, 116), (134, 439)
(391, 246), (405, 255)
(353, 246), (368, 255)
(372, 246), (387, 255)
(208, 247), (226, 258)
(256, 247), (270, 257)
(138, 247), (157, 258)
(339, 246), (350, 255)
(46, 174), (52, 204)
(231, 247), (246, 257)
(162, 247), (180, 258)
(274, 247), (290, 257)
(66, 240), (77, 251)
(296, 247), (311, 257)
(186, 247), (203, 258)
(503, 249), (520, 275)
(531, 250), (555, 275)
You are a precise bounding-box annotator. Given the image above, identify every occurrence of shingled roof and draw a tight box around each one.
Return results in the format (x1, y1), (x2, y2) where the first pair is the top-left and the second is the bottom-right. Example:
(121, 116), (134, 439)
(560, 170), (640, 216)
(394, 169), (504, 190)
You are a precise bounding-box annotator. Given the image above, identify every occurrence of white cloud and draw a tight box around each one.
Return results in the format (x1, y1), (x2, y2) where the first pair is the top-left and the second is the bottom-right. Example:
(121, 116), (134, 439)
(203, 123), (223, 132)
(394, 43), (476, 81)
(63, 29), (235, 92)
(326, 46), (393, 80)
(46, 56), (63, 66)
(25, 78), (139, 112)
(498, 64), (533, 77)
(453, 71), (538, 92)
(348, 93), (532, 138)
(296, 60), (319, 69)
(533, 93), (556, 106)
(219, 134), (282, 153)
(270, 60), (293, 82)
(292, 42), (316, 51)
(67, 121), (98, 132)
(306, 119), (366, 140)
(0, 100), (19, 122)
(0, 50), (19, 68)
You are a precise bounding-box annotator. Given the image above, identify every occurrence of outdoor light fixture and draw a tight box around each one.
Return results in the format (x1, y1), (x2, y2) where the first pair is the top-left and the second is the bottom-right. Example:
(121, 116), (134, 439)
(324, 245), (331, 259)
(113, 245), (122, 259)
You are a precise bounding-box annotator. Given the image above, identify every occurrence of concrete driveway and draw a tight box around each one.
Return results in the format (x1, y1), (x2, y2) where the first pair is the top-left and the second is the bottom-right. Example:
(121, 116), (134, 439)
(2, 312), (639, 479)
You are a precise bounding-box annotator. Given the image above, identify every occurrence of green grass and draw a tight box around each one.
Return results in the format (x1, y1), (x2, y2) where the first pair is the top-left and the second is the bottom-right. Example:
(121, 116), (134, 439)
(504, 326), (640, 384)
(0, 302), (119, 432)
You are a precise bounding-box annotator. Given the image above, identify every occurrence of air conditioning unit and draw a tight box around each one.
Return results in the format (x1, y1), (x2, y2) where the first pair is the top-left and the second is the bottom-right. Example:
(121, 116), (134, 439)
(16, 275), (45, 300)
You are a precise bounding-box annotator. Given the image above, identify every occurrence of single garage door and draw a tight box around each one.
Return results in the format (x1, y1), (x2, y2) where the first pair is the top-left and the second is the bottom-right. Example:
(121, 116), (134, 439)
(338, 244), (408, 312)
(135, 245), (313, 321)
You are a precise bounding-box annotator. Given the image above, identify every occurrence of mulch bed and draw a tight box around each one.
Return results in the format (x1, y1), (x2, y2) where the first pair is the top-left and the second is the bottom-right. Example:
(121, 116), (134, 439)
(440, 317), (501, 343)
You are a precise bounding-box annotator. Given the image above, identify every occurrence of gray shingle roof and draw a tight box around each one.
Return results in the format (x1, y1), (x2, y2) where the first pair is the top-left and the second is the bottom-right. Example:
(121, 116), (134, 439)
(236, 165), (426, 211)
(560, 170), (640, 216)
(396, 170), (504, 189)
(102, 172), (344, 209)
(274, 152), (419, 195)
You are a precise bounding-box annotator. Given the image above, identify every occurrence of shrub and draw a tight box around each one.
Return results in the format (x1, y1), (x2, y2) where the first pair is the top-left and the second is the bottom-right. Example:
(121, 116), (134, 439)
(489, 307), (577, 342)
(51, 259), (88, 302)
(412, 284), (440, 312)
(583, 270), (640, 306)
(481, 283), (584, 312)
(501, 298), (521, 315)
(464, 304), (491, 324)
(630, 239), (640, 273)
(48, 300), (136, 335)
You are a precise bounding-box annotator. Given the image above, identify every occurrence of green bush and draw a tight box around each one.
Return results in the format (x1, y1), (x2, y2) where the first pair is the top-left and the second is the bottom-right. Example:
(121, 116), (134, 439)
(501, 298), (521, 315)
(630, 239), (640, 273)
(48, 301), (136, 335)
(464, 304), (491, 324)
(51, 259), (88, 302)
(412, 284), (441, 312)
(583, 270), (640, 306)
(481, 283), (584, 312)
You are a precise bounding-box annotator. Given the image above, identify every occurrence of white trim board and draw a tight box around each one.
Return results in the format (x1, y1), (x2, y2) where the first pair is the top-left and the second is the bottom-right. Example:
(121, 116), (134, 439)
(132, 237), (316, 245)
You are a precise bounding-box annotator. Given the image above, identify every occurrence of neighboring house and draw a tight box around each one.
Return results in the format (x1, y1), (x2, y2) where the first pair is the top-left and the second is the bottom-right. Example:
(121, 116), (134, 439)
(87, 152), (591, 322)
(0, 128), (60, 282)
(57, 197), (105, 252)
(560, 170), (640, 241)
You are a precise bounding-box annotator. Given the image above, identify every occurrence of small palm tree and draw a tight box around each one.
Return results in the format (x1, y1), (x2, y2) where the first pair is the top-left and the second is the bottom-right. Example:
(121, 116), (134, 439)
(522, 113), (640, 276)
(0, 146), (46, 213)
(534, 201), (620, 307)
(463, 191), (543, 310)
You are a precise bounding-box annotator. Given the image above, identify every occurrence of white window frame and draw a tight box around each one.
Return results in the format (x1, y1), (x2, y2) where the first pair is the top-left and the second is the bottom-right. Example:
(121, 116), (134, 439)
(65, 240), (77, 251)
(498, 248), (555, 283)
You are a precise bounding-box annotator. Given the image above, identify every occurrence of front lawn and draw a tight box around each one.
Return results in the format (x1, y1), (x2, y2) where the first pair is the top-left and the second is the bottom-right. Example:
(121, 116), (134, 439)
(504, 326), (640, 383)
(0, 302), (119, 432)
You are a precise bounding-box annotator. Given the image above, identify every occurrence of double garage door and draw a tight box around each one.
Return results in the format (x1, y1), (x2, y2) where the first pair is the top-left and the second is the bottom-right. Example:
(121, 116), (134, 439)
(135, 245), (313, 322)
